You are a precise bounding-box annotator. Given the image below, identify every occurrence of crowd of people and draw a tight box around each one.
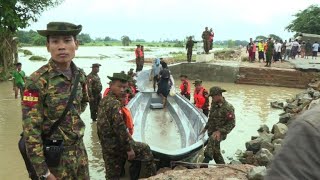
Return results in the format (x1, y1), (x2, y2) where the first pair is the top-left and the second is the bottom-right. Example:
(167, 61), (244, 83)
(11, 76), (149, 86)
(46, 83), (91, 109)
(246, 37), (320, 67)
(21, 20), (320, 180)
(19, 22), (158, 180)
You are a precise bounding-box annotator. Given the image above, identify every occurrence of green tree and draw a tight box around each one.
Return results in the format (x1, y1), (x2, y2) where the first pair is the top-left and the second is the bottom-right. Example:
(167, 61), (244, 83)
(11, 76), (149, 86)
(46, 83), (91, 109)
(0, 0), (63, 79)
(32, 35), (46, 46)
(286, 5), (320, 34)
(269, 34), (282, 42)
(227, 40), (235, 48)
(104, 36), (111, 41)
(121, 35), (131, 46)
(78, 33), (92, 44)
(255, 35), (267, 41)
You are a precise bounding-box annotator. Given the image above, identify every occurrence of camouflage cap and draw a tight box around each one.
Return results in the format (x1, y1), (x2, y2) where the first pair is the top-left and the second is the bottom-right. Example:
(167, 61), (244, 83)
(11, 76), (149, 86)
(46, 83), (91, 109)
(91, 63), (101, 68)
(37, 22), (82, 37)
(193, 79), (202, 85)
(209, 86), (226, 96)
(107, 73), (129, 82)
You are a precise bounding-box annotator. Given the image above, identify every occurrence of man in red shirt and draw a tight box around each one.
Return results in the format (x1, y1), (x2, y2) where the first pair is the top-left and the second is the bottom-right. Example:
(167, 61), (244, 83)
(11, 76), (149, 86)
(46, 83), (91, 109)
(209, 28), (214, 50)
(179, 75), (191, 100)
(135, 45), (142, 72)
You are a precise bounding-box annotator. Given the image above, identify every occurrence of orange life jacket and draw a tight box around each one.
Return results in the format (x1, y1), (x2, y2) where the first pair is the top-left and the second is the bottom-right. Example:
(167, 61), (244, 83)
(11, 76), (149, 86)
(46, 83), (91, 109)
(103, 88), (134, 135)
(122, 107), (134, 135)
(180, 80), (190, 95)
(103, 88), (110, 98)
(194, 87), (206, 108)
(130, 86), (136, 95)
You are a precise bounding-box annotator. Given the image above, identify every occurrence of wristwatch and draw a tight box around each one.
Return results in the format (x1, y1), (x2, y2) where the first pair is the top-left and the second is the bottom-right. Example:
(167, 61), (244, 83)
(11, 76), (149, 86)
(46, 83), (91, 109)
(40, 170), (51, 180)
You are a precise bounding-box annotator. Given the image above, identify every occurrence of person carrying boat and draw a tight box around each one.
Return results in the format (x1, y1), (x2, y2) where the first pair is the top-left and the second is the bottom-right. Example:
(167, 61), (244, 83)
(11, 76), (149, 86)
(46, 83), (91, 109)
(179, 74), (191, 100)
(97, 73), (156, 180)
(87, 63), (102, 121)
(157, 63), (172, 107)
(150, 58), (161, 91)
(199, 86), (235, 166)
(193, 79), (209, 116)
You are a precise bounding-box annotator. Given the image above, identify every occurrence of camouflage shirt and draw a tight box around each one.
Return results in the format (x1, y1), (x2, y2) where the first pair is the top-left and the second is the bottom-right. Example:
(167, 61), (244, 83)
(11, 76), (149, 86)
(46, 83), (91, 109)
(186, 40), (195, 50)
(86, 72), (102, 97)
(205, 99), (235, 136)
(202, 30), (211, 40)
(21, 59), (89, 175)
(97, 91), (131, 155)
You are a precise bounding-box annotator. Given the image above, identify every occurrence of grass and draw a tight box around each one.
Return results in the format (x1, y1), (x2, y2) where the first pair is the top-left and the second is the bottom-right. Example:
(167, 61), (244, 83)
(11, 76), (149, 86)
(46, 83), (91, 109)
(171, 53), (196, 62)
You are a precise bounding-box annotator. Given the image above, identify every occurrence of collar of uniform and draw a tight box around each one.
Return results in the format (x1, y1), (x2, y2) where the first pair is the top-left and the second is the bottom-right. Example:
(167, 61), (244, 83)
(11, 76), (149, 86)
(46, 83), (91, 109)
(48, 59), (78, 80)
(212, 98), (225, 107)
(108, 91), (122, 101)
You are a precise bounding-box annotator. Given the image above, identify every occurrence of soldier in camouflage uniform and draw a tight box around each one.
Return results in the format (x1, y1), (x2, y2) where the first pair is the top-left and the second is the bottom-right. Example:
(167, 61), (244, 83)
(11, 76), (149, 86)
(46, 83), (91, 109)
(87, 63), (102, 121)
(202, 27), (211, 54)
(21, 22), (90, 179)
(97, 73), (156, 180)
(200, 86), (235, 166)
(186, 36), (197, 63)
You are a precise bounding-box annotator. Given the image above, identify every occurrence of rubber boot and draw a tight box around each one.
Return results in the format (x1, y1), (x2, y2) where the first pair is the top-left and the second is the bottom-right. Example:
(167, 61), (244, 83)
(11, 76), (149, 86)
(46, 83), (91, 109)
(120, 159), (126, 177)
(129, 160), (141, 180)
(201, 156), (211, 168)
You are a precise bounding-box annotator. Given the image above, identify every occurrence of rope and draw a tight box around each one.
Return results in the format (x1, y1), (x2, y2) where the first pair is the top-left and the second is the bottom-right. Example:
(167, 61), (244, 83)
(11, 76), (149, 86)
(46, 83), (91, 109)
(170, 161), (248, 173)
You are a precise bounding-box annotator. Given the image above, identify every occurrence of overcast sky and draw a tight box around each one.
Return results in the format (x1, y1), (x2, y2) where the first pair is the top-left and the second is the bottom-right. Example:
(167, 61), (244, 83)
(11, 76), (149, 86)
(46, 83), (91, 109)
(24, 0), (320, 41)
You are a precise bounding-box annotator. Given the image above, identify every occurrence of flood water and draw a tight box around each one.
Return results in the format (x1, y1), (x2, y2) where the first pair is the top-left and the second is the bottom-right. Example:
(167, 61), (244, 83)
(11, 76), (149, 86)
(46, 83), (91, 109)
(0, 46), (302, 179)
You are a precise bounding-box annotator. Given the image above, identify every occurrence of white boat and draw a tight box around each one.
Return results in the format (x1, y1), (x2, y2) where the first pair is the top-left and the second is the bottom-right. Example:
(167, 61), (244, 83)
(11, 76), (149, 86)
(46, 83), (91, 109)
(127, 70), (208, 162)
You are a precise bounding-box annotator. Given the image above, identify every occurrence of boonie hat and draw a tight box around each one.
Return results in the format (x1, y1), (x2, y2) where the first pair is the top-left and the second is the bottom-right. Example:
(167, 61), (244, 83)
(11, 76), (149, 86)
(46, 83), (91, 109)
(37, 22), (82, 37)
(193, 79), (202, 85)
(91, 63), (101, 68)
(107, 73), (129, 82)
(209, 86), (226, 96)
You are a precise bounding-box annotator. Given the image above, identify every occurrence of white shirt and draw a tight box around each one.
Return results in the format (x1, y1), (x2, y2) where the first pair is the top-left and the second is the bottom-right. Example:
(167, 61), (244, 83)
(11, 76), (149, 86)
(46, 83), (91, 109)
(292, 41), (299, 47)
(275, 43), (282, 53)
(312, 43), (319, 52)
(286, 42), (292, 50)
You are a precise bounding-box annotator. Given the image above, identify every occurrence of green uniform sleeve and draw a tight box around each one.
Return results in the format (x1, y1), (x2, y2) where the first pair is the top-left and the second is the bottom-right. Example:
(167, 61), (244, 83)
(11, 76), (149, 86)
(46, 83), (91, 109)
(218, 106), (235, 135)
(21, 78), (48, 176)
(86, 75), (93, 98)
(112, 103), (132, 151)
(80, 72), (89, 113)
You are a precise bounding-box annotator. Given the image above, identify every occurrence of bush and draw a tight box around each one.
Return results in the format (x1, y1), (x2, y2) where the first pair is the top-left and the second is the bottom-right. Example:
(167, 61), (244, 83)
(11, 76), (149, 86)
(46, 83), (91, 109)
(23, 49), (32, 55)
(29, 56), (47, 61)
(241, 56), (249, 62)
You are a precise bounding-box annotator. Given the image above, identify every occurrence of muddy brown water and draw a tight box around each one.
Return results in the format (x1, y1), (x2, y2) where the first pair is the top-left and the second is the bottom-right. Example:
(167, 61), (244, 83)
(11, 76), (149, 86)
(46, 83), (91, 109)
(0, 47), (302, 179)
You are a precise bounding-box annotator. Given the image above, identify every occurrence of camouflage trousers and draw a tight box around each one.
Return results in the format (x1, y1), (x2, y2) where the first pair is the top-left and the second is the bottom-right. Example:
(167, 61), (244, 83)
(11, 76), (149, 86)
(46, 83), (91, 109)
(89, 95), (101, 121)
(136, 58), (144, 72)
(49, 141), (90, 179)
(103, 141), (156, 180)
(187, 49), (192, 62)
(203, 136), (225, 164)
(203, 40), (210, 54)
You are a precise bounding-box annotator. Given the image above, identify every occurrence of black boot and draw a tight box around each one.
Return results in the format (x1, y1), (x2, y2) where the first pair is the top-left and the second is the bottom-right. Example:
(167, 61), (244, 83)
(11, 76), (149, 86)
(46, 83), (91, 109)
(129, 160), (141, 180)
(201, 156), (211, 168)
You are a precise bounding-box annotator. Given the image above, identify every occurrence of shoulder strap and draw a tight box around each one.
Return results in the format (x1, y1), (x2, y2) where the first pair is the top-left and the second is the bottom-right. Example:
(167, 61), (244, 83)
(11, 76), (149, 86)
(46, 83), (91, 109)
(43, 71), (81, 139)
